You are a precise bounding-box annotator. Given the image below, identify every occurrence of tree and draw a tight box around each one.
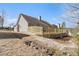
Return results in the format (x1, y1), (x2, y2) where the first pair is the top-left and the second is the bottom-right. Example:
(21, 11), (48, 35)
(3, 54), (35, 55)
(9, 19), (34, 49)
(62, 21), (66, 28)
(68, 4), (79, 28)
(9, 23), (15, 28)
(60, 4), (79, 28)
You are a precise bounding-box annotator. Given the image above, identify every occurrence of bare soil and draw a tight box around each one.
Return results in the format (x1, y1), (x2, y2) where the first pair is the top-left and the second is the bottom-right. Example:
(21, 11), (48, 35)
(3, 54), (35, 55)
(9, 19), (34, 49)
(0, 31), (78, 56)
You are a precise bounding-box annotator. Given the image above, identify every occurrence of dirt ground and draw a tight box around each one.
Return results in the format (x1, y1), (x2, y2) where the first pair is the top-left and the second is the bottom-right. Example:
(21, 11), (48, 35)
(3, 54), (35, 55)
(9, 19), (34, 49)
(0, 31), (78, 56)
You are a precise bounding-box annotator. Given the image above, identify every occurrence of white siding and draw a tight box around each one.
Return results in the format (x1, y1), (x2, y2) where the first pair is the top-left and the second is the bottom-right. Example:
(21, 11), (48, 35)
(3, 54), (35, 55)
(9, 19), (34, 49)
(14, 15), (28, 33)
(14, 26), (17, 32)
(19, 15), (28, 33)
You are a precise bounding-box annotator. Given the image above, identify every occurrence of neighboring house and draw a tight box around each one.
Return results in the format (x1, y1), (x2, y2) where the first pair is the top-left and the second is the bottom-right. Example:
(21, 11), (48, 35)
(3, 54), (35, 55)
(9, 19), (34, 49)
(14, 14), (57, 35)
(0, 16), (4, 28)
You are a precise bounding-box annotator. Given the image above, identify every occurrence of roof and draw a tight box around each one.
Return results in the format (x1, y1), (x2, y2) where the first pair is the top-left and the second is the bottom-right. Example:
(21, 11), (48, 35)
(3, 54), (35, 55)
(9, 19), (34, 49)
(15, 14), (57, 28)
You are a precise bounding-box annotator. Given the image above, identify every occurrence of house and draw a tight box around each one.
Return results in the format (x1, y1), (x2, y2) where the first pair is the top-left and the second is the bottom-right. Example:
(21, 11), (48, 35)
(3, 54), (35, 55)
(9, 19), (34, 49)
(14, 14), (57, 36)
(0, 16), (4, 28)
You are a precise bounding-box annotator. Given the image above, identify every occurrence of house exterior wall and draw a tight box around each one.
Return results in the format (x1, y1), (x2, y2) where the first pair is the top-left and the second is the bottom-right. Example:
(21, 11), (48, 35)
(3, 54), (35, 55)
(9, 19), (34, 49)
(14, 15), (28, 33)
(14, 25), (18, 32)
(28, 26), (43, 36)
(14, 15), (43, 35)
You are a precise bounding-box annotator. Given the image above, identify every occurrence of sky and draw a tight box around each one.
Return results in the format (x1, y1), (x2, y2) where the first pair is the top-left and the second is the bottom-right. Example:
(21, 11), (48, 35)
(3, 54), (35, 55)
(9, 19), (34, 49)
(0, 3), (76, 28)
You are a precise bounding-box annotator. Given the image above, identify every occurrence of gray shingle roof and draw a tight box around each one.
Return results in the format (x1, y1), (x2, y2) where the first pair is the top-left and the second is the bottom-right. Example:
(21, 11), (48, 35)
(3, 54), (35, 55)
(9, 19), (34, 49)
(15, 14), (57, 28)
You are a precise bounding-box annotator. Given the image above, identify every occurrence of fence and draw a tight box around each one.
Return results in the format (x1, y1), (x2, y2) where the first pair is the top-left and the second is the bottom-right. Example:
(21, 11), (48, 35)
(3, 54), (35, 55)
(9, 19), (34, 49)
(28, 26), (79, 38)
(43, 27), (69, 38)
(28, 26), (43, 35)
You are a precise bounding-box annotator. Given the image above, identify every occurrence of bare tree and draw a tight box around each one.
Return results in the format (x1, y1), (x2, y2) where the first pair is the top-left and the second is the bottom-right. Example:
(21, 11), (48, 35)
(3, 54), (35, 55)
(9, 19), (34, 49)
(9, 23), (15, 28)
(60, 4), (79, 28)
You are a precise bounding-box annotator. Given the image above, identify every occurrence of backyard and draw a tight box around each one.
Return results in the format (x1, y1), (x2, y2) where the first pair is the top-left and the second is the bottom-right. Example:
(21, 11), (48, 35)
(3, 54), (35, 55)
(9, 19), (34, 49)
(0, 31), (78, 56)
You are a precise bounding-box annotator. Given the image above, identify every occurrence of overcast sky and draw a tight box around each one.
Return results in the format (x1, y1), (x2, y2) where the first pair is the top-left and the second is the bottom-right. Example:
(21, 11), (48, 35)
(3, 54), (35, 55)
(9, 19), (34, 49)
(0, 3), (76, 28)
